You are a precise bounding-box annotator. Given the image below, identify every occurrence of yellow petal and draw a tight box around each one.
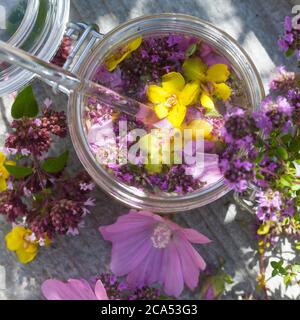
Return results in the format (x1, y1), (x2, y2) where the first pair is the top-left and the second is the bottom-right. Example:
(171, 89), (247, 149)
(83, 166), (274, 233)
(206, 64), (230, 83)
(167, 103), (187, 128)
(162, 72), (185, 94)
(257, 223), (270, 235)
(179, 81), (201, 106)
(182, 57), (207, 81)
(0, 152), (6, 165)
(25, 242), (38, 254)
(154, 103), (169, 119)
(5, 160), (16, 166)
(0, 177), (7, 192)
(127, 37), (143, 52)
(5, 227), (26, 251)
(187, 119), (214, 140)
(147, 85), (168, 104)
(106, 37), (142, 71)
(214, 83), (232, 101)
(16, 248), (38, 264)
(145, 163), (163, 174)
(200, 92), (220, 116)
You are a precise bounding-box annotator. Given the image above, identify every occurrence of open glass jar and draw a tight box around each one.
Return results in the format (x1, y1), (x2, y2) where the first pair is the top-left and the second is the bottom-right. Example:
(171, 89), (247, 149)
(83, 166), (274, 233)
(0, 5), (264, 213)
(67, 14), (264, 213)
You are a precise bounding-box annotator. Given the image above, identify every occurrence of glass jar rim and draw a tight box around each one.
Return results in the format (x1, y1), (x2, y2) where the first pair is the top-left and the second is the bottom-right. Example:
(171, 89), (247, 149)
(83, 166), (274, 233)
(68, 13), (265, 213)
(0, 0), (70, 96)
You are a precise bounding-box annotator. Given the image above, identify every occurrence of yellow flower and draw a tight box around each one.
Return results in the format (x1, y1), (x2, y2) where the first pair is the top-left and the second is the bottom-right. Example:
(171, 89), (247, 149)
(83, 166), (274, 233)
(182, 57), (232, 115)
(105, 37), (142, 71)
(0, 151), (16, 192)
(147, 72), (200, 128)
(257, 223), (271, 235)
(5, 226), (38, 264)
(139, 129), (182, 174)
(185, 119), (214, 140)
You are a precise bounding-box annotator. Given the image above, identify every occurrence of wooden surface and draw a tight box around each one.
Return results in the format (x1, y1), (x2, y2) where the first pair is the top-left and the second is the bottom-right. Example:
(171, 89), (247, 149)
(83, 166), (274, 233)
(0, 0), (299, 300)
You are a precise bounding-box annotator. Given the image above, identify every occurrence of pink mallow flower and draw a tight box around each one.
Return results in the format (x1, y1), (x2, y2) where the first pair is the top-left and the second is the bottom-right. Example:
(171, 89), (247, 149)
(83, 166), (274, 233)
(99, 210), (211, 297)
(42, 279), (108, 300)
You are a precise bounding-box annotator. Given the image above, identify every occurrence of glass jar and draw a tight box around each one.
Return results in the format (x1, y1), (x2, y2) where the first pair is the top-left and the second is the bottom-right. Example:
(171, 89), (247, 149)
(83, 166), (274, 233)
(0, 0), (70, 95)
(67, 13), (265, 213)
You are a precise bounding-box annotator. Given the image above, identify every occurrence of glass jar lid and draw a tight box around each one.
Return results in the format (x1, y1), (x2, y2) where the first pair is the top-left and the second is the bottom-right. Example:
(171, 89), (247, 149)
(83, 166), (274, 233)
(0, 0), (70, 96)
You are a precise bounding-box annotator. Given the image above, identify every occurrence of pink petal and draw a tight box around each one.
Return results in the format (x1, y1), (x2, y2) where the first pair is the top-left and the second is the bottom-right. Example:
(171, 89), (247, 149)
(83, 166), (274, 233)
(180, 228), (211, 244)
(203, 53), (231, 67)
(94, 280), (109, 300)
(99, 212), (155, 242)
(175, 238), (201, 290)
(147, 248), (165, 285)
(163, 242), (184, 297)
(126, 247), (158, 288)
(179, 237), (207, 270)
(110, 230), (153, 275)
(41, 279), (97, 300)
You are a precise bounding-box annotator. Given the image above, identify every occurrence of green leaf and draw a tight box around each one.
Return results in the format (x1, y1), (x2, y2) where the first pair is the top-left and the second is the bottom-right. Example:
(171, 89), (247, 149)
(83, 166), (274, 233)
(294, 214), (300, 222)
(186, 43), (197, 57)
(291, 184), (300, 191)
(223, 274), (234, 284)
(271, 261), (279, 269)
(4, 165), (33, 179)
(279, 176), (291, 187)
(276, 146), (289, 160)
(272, 270), (279, 277)
(11, 86), (39, 119)
(285, 47), (295, 58)
(279, 266), (288, 275)
(255, 153), (264, 164)
(42, 151), (69, 173)
(282, 217), (290, 225)
(256, 172), (264, 180)
(295, 241), (300, 250)
(284, 274), (292, 285)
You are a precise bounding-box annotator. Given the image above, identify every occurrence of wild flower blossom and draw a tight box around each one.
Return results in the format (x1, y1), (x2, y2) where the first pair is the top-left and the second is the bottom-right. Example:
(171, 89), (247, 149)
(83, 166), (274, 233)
(42, 278), (108, 300)
(100, 210), (211, 297)
(256, 190), (282, 222)
(5, 226), (40, 264)
(5, 108), (67, 157)
(0, 151), (16, 192)
(42, 273), (161, 300)
(269, 66), (296, 92)
(1, 95), (94, 263)
(278, 16), (300, 62)
(182, 57), (231, 114)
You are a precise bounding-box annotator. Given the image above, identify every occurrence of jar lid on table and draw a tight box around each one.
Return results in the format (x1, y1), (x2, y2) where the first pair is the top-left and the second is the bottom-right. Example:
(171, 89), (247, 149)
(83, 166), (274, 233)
(0, 0), (70, 96)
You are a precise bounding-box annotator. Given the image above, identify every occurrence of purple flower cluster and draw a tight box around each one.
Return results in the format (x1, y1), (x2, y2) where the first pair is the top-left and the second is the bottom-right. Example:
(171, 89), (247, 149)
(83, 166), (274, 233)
(256, 190), (282, 222)
(219, 65), (300, 224)
(5, 108), (67, 157)
(256, 190), (295, 223)
(0, 190), (28, 222)
(94, 34), (199, 101)
(27, 172), (94, 239)
(269, 66), (296, 92)
(219, 102), (288, 192)
(219, 107), (258, 192)
(278, 16), (300, 60)
(255, 96), (293, 135)
(112, 163), (205, 194)
(1, 99), (95, 242)
(93, 273), (161, 300)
